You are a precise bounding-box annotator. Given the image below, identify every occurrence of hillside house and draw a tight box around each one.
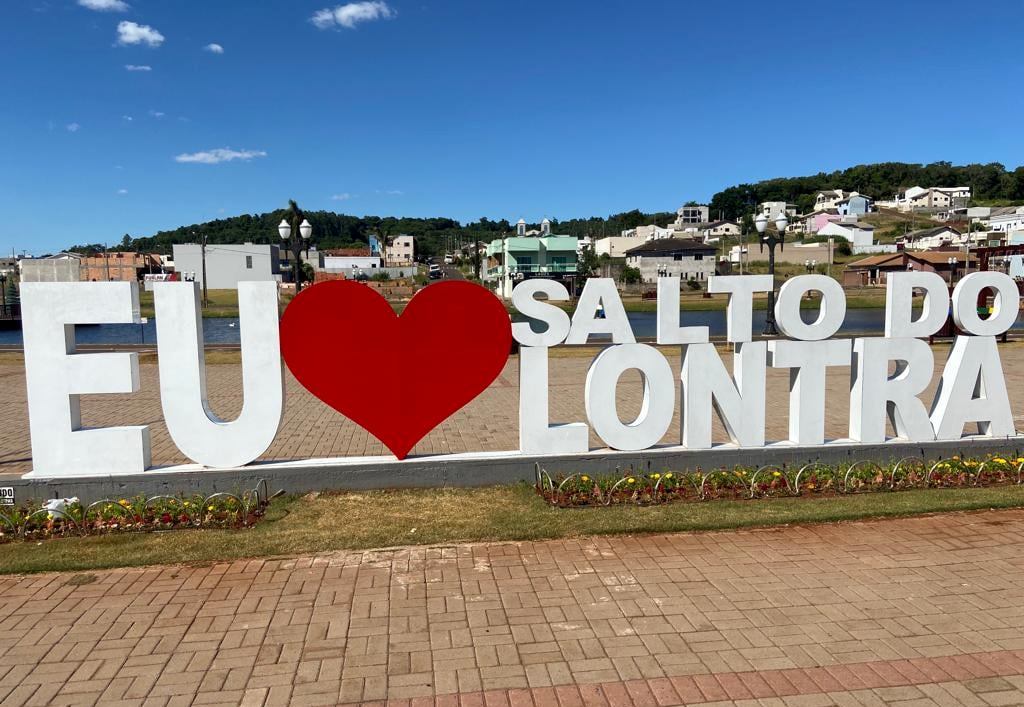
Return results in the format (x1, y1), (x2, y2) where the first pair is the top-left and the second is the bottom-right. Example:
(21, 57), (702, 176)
(624, 238), (717, 284)
(844, 250), (976, 286)
(814, 189), (848, 211)
(900, 226), (962, 250)
(817, 221), (876, 247)
(835, 192), (874, 216)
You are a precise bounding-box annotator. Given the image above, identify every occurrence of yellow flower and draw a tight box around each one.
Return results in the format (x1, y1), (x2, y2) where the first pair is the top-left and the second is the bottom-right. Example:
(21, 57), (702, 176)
(207, 505), (215, 511)
(1016, 458), (1024, 464)
(626, 477), (636, 484)
(772, 471), (782, 477)
(994, 457), (1007, 464)
(580, 475), (590, 483)
(952, 456), (959, 461)
(664, 473), (673, 479)
(183, 501), (190, 507)
(651, 473), (661, 480)
(119, 499), (129, 506)
(806, 483), (815, 489)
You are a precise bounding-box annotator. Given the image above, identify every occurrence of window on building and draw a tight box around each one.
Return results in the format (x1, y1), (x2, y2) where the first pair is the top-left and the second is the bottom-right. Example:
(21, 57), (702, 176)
(694, 254), (703, 260)
(673, 254), (682, 261)
(245, 256), (253, 269)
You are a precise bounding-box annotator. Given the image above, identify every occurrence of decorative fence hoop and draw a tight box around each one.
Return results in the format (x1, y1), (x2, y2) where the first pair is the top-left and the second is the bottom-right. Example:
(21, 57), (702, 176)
(21, 507), (79, 538)
(794, 463), (831, 496)
(843, 460), (884, 493)
(535, 463), (554, 494)
(889, 457), (926, 490)
(1017, 460), (1024, 485)
(83, 499), (137, 533)
(0, 511), (15, 535)
(201, 493), (244, 524)
(748, 465), (789, 498)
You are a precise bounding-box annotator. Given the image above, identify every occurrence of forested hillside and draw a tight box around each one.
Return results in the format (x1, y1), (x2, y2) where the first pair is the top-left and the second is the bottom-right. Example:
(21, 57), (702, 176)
(67, 162), (1024, 256)
(70, 208), (675, 256)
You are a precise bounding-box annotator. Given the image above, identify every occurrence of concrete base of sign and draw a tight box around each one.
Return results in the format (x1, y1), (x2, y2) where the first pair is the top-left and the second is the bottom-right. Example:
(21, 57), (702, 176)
(8, 435), (1024, 504)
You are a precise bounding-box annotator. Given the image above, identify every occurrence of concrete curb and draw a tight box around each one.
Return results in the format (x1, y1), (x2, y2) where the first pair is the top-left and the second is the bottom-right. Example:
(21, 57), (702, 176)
(5, 436), (1024, 504)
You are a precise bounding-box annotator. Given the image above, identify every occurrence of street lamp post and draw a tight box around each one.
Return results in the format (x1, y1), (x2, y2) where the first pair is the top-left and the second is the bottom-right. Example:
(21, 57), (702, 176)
(947, 256), (959, 284)
(756, 212), (787, 336)
(278, 204), (313, 293)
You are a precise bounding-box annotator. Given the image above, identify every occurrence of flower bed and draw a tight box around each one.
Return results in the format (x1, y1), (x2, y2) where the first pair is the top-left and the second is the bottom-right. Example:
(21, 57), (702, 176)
(535, 455), (1024, 507)
(0, 480), (275, 544)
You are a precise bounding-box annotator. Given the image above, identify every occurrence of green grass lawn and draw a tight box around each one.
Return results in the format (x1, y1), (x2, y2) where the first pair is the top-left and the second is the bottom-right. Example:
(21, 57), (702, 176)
(3, 485), (1024, 574)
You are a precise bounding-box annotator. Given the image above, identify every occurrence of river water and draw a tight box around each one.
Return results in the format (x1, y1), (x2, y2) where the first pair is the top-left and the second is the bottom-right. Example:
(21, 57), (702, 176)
(2, 307), (1018, 346)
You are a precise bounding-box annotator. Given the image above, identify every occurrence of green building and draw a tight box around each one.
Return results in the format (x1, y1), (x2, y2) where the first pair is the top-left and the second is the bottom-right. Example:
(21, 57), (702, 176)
(484, 235), (579, 297)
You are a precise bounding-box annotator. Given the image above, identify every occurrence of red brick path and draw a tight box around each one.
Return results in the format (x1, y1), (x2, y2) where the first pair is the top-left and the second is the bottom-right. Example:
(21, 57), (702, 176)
(4, 509), (1024, 705)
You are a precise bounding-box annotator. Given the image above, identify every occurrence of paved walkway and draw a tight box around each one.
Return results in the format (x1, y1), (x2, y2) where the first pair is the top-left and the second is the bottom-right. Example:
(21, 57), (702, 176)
(4, 509), (1024, 706)
(4, 343), (1024, 478)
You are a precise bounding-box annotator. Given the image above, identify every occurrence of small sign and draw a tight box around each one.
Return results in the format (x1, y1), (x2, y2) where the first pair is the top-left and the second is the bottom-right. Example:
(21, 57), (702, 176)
(141, 317), (149, 324)
(0, 487), (13, 506)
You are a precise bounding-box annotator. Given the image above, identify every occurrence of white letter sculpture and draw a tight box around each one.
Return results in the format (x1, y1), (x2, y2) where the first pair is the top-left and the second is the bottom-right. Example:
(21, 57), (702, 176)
(22, 282), (151, 476)
(681, 342), (766, 449)
(585, 344), (675, 450)
(849, 337), (935, 443)
(155, 281), (284, 468)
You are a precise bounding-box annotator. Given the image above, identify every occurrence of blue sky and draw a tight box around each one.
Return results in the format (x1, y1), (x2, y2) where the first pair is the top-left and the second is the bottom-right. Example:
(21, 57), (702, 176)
(2, 0), (1023, 254)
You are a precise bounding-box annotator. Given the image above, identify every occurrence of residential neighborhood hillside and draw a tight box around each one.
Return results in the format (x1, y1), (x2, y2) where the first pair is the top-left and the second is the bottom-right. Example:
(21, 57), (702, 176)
(708, 162), (1024, 218)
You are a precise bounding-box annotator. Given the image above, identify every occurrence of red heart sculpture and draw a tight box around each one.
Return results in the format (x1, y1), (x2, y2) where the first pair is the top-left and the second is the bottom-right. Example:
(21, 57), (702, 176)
(280, 279), (512, 460)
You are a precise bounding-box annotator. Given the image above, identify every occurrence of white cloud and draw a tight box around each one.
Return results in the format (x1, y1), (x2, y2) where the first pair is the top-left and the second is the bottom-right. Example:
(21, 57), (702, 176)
(124, 64), (151, 71)
(117, 188), (128, 195)
(204, 43), (224, 54)
(66, 122), (80, 132)
(148, 110), (165, 118)
(174, 148), (267, 165)
(78, 0), (128, 11)
(376, 188), (404, 195)
(331, 193), (353, 201)
(122, 115), (133, 121)
(116, 21), (165, 47)
(311, 1), (395, 29)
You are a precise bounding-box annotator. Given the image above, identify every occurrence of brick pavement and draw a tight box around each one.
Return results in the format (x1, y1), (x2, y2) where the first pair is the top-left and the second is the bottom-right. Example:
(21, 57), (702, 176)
(4, 343), (1024, 478)
(5, 510), (1024, 705)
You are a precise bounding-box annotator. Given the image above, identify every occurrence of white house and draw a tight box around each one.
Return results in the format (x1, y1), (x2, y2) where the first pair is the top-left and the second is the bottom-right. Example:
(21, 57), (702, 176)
(386, 234), (415, 266)
(989, 207), (1024, 234)
(817, 221), (875, 248)
(897, 186), (971, 211)
(674, 204), (709, 226)
(620, 224), (673, 240)
(323, 248), (382, 272)
(814, 189), (847, 211)
(759, 201), (798, 218)
(699, 220), (740, 240)
(900, 226), (962, 250)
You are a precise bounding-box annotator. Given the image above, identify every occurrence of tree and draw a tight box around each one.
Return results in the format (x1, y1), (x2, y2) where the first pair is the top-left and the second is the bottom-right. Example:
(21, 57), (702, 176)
(5, 278), (19, 307)
(620, 265), (641, 284)
(120, 234), (132, 250)
(578, 246), (600, 278)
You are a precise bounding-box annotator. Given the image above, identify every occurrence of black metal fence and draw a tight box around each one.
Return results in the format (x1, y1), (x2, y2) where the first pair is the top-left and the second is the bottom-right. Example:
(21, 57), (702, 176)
(0, 303), (20, 320)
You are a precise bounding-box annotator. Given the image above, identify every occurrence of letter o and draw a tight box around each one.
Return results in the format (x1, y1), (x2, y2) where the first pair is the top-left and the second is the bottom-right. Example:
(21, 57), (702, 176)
(951, 271), (1020, 336)
(774, 275), (846, 341)
(584, 344), (674, 451)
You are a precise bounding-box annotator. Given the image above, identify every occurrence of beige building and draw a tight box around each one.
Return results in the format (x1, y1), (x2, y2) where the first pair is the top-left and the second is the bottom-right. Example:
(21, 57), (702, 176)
(699, 220), (740, 240)
(386, 234), (415, 266)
